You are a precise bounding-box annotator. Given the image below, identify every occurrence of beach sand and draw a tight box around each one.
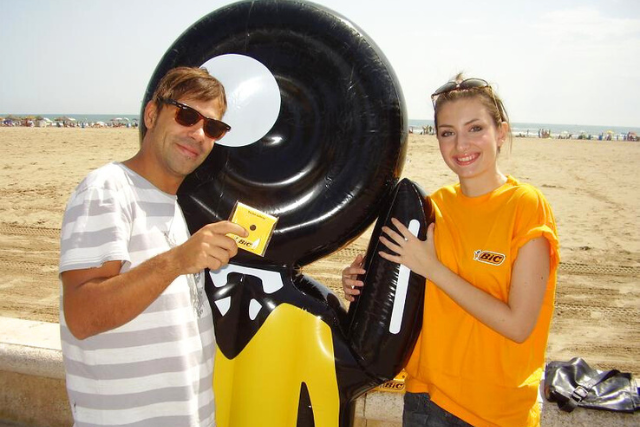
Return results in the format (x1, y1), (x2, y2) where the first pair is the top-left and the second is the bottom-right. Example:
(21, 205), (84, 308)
(0, 127), (638, 376)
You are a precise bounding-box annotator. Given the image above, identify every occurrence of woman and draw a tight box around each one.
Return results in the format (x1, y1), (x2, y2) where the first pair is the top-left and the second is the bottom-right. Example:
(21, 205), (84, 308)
(342, 74), (559, 427)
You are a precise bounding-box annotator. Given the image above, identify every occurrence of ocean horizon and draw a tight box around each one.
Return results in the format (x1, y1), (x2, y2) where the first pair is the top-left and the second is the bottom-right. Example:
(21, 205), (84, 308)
(408, 119), (639, 139)
(2, 113), (638, 138)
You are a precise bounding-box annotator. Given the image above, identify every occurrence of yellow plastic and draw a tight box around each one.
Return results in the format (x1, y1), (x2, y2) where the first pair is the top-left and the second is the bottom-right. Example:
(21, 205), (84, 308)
(214, 303), (340, 426)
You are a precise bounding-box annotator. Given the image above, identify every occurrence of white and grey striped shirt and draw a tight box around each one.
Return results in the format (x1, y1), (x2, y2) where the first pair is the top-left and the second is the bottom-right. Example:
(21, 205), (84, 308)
(59, 162), (215, 427)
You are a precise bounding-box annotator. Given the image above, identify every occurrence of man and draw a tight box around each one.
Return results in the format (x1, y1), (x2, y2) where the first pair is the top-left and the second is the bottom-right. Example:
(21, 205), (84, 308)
(59, 67), (247, 427)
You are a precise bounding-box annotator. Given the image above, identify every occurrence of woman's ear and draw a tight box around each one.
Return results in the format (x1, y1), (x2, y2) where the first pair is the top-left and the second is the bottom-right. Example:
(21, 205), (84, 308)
(497, 121), (510, 148)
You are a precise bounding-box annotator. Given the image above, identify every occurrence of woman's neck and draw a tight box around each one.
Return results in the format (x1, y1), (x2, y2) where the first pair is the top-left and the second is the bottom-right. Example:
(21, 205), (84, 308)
(459, 172), (507, 197)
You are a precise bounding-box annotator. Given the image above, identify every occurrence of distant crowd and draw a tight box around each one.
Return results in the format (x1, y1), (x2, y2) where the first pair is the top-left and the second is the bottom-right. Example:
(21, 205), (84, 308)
(532, 128), (638, 141)
(1, 117), (139, 129)
(409, 125), (435, 135)
(408, 125), (638, 141)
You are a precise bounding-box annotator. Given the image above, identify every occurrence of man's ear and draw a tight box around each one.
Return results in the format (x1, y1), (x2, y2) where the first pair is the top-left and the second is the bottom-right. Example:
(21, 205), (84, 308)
(144, 101), (158, 130)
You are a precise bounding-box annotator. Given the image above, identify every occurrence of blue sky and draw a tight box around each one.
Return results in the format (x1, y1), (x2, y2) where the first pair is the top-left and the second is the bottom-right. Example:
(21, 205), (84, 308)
(1, 0), (639, 127)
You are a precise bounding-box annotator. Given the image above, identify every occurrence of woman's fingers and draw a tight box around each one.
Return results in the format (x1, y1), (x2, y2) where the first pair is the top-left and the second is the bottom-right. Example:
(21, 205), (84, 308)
(381, 226), (405, 245)
(379, 235), (403, 255)
(342, 254), (366, 300)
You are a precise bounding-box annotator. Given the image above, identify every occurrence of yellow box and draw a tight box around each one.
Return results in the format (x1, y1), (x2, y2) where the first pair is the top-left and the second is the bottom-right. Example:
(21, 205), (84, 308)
(228, 202), (278, 257)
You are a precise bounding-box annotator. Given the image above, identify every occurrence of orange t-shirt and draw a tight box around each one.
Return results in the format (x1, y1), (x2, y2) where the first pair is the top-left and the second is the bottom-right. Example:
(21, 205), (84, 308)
(405, 176), (560, 427)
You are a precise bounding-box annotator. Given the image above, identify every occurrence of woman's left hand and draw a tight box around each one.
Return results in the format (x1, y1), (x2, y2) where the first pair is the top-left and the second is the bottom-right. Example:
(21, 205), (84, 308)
(378, 218), (437, 279)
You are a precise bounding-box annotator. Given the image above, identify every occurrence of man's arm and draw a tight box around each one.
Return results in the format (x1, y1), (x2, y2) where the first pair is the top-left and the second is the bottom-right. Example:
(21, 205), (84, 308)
(62, 221), (247, 340)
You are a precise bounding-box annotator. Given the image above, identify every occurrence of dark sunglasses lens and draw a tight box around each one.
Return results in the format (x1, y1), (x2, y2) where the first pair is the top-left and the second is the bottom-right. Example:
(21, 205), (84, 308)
(204, 120), (228, 140)
(434, 82), (457, 96)
(460, 79), (488, 90)
(175, 107), (201, 126)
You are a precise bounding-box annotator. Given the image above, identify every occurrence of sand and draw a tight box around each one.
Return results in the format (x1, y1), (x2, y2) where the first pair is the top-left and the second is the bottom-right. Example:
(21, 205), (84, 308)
(0, 127), (638, 377)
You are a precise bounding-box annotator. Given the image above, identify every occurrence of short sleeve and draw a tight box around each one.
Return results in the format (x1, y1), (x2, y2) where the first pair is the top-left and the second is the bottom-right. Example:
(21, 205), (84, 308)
(511, 186), (560, 273)
(59, 180), (132, 273)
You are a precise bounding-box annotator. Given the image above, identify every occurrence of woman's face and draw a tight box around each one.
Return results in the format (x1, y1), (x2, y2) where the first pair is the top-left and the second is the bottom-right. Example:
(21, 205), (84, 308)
(436, 97), (507, 191)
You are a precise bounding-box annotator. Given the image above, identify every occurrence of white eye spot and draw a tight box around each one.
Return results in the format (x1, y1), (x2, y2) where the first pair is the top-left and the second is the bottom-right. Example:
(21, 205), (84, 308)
(214, 296), (231, 316)
(249, 299), (262, 320)
(202, 54), (281, 148)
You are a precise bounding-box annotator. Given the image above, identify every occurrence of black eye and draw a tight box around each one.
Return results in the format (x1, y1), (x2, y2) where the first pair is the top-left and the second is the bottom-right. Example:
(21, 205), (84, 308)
(250, 225), (257, 231)
(177, 107), (200, 126)
(205, 121), (226, 139)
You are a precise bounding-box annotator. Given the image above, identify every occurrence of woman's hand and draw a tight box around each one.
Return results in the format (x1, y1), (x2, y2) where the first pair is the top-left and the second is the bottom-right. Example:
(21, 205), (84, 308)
(342, 254), (366, 302)
(378, 218), (437, 279)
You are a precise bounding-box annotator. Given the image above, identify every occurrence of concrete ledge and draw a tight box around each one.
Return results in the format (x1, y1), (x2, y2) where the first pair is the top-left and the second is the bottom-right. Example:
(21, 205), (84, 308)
(0, 317), (63, 381)
(0, 317), (636, 427)
(356, 390), (638, 426)
(0, 317), (71, 427)
(0, 370), (70, 427)
(0, 343), (64, 380)
(541, 402), (637, 427)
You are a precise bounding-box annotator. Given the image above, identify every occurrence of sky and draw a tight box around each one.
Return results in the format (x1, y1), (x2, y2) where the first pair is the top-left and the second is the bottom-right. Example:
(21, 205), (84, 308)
(1, 0), (639, 128)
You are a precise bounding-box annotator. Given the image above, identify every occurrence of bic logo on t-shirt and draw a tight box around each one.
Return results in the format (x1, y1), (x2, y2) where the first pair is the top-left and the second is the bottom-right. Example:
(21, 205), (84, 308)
(474, 250), (506, 266)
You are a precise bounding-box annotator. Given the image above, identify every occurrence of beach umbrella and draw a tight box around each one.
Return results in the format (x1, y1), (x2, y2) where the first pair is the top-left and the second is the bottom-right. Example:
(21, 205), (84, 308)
(54, 116), (76, 125)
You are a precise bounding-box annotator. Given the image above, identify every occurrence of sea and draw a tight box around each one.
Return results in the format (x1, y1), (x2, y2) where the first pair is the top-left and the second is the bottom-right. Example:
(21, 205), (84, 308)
(3, 113), (638, 139)
(408, 119), (639, 140)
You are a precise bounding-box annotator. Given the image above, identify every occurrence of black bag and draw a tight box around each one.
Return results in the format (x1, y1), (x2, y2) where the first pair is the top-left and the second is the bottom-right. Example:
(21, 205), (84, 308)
(544, 357), (640, 413)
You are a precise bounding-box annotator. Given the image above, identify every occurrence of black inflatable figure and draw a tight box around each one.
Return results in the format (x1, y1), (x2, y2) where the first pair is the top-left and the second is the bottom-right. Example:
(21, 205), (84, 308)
(141, 1), (434, 426)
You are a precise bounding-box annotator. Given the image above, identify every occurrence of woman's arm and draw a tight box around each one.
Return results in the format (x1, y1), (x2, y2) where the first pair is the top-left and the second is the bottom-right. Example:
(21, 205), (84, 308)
(379, 218), (550, 343)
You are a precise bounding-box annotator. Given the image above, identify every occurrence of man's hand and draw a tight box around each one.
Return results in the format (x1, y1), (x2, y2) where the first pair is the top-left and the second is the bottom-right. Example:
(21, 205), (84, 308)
(170, 220), (248, 273)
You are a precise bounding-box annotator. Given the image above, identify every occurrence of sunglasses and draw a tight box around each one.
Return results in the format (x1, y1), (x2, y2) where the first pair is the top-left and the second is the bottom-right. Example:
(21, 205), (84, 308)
(162, 98), (231, 140)
(430, 78), (503, 122)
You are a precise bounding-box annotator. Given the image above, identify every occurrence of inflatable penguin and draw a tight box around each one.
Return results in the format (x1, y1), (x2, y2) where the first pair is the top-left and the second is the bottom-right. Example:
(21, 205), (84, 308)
(141, 1), (434, 426)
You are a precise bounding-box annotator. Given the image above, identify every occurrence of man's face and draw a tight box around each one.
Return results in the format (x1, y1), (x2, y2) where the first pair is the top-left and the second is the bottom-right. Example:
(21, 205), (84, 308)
(145, 97), (223, 181)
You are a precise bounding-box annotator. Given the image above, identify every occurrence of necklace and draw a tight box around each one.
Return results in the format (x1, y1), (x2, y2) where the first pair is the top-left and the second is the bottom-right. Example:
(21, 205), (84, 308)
(164, 231), (205, 318)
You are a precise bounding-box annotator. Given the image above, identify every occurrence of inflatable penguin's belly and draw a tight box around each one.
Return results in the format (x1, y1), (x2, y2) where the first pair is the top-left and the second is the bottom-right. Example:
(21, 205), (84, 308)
(214, 303), (340, 427)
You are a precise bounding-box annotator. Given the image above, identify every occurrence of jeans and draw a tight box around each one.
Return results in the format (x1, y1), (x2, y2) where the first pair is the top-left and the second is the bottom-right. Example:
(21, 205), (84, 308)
(403, 392), (475, 427)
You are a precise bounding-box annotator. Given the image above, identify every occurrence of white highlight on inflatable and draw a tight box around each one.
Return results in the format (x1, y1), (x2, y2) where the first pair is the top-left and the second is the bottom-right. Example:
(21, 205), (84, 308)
(249, 299), (262, 320)
(209, 264), (284, 294)
(389, 219), (421, 334)
(202, 54), (281, 147)
(215, 297), (231, 316)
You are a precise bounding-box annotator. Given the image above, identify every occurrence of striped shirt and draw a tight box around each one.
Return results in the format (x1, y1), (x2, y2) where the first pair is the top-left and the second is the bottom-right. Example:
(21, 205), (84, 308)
(59, 162), (215, 427)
